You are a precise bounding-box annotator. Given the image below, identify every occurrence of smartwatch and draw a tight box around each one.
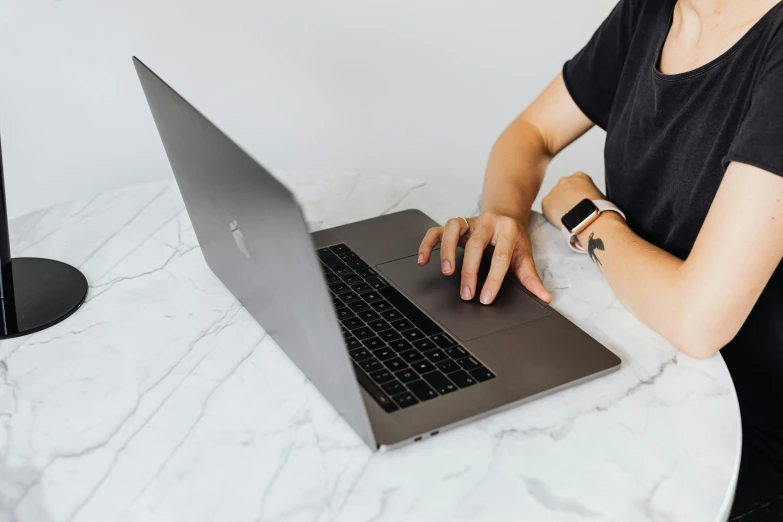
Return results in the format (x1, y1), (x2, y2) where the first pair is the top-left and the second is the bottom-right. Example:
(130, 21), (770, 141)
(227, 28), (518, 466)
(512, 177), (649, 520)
(560, 199), (626, 253)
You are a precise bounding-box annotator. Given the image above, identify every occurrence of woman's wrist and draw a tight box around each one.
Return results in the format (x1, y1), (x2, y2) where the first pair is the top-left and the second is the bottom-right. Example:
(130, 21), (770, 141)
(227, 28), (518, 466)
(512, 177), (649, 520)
(480, 205), (531, 228)
(575, 210), (627, 248)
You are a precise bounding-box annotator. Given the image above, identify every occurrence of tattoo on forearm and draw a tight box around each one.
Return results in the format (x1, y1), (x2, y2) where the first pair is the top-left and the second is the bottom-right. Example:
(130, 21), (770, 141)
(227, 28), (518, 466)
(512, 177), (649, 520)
(587, 232), (604, 268)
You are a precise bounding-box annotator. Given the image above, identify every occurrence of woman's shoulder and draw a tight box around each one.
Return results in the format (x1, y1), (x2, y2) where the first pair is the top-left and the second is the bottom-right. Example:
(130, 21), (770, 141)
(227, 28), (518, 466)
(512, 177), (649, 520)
(758, 2), (783, 64)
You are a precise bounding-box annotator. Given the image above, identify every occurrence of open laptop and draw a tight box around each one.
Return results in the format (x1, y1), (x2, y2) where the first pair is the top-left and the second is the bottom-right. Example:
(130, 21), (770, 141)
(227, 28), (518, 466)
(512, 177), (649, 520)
(133, 57), (621, 450)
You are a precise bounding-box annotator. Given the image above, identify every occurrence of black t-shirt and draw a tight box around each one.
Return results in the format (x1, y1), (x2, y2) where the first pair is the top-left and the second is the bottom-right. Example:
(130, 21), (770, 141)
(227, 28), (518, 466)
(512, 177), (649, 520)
(563, 0), (783, 480)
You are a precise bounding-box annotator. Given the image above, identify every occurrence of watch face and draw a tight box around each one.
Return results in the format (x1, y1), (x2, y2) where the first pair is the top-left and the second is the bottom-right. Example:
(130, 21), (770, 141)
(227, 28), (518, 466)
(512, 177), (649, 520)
(561, 198), (598, 232)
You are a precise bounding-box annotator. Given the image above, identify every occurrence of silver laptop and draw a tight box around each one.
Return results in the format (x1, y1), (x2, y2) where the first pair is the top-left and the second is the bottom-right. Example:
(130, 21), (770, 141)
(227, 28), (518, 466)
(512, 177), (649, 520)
(133, 57), (621, 450)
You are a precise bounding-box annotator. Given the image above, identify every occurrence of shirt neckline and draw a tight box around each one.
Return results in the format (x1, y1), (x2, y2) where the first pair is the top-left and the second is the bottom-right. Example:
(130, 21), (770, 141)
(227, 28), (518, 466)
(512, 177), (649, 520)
(652, 0), (783, 82)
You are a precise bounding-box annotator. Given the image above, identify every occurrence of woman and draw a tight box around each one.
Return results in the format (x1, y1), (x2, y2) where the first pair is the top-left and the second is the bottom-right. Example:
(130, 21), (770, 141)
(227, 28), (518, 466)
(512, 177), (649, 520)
(417, 0), (783, 519)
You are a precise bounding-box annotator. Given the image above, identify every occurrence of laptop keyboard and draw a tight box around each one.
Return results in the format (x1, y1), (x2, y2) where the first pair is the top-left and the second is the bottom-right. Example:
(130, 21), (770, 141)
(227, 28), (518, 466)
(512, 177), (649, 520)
(317, 243), (496, 413)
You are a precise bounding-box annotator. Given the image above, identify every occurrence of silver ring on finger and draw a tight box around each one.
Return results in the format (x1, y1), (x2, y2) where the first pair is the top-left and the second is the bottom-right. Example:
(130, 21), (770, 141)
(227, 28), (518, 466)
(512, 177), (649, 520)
(458, 216), (470, 235)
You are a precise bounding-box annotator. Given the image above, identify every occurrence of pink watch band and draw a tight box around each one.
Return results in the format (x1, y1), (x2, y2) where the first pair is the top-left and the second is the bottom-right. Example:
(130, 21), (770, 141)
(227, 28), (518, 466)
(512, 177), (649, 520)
(560, 200), (626, 254)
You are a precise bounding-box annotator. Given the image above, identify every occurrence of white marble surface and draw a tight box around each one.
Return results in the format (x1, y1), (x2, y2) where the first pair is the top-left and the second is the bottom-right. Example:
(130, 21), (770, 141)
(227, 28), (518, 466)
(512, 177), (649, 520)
(0, 173), (741, 522)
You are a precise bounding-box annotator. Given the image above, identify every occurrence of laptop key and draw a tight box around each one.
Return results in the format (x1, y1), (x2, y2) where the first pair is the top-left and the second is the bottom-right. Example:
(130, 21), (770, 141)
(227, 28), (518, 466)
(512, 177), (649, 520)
(381, 380), (405, 396)
(356, 267), (379, 278)
(373, 346), (396, 361)
(325, 273), (340, 284)
(351, 282), (372, 294)
(407, 380), (438, 401)
(401, 328), (426, 342)
(370, 299), (393, 312)
(347, 260), (369, 270)
(353, 327), (374, 340)
(352, 361), (398, 412)
(317, 248), (343, 267)
(457, 356), (482, 371)
(332, 297), (345, 309)
(341, 326), (350, 338)
(341, 317), (365, 330)
(395, 368), (418, 383)
(444, 346), (469, 359)
(367, 319), (391, 332)
(423, 348), (448, 363)
(399, 349), (425, 363)
(342, 273), (362, 284)
(379, 330), (402, 343)
(345, 337), (362, 351)
(447, 370), (477, 388)
(328, 282), (351, 294)
(333, 265), (353, 276)
(362, 337), (385, 350)
(336, 308), (355, 320)
(349, 348), (372, 362)
(422, 371), (458, 395)
(378, 286), (443, 336)
(348, 301), (371, 312)
(385, 357), (407, 372)
(392, 392), (419, 408)
(357, 310), (380, 322)
(387, 339), (412, 352)
(362, 291), (384, 303)
(338, 252), (359, 262)
(365, 276), (390, 290)
(360, 358), (383, 373)
(329, 244), (350, 254)
(430, 333), (457, 348)
(390, 319), (414, 332)
(370, 368), (394, 384)
(470, 367), (496, 382)
(412, 339), (437, 352)
(380, 309), (403, 322)
(340, 292), (361, 303)
(436, 359), (460, 374)
(411, 360), (436, 374)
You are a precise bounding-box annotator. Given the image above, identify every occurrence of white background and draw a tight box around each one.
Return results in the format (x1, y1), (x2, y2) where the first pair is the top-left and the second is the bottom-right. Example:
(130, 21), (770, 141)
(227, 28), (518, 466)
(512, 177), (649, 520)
(0, 0), (615, 219)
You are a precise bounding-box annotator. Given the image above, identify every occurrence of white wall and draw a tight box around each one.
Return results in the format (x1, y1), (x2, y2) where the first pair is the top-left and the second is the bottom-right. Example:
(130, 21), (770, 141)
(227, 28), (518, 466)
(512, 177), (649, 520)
(0, 0), (615, 219)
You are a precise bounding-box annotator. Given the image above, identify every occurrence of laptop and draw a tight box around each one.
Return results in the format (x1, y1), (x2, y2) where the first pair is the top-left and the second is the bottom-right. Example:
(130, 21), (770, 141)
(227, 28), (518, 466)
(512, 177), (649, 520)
(133, 57), (622, 450)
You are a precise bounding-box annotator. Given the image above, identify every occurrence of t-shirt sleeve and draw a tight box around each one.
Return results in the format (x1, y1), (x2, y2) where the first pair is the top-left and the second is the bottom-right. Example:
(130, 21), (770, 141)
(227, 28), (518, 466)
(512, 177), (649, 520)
(562, 0), (642, 130)
(723, 31), (783, 178)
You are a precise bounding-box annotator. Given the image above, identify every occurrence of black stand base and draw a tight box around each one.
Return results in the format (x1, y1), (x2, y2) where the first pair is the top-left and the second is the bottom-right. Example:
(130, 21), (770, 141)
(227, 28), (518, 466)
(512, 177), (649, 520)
(1, 257), (88, 339)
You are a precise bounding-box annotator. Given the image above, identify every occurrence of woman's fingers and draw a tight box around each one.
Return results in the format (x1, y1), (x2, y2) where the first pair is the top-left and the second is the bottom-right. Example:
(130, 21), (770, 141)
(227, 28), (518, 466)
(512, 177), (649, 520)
(478, 230), (516, 304)
(418, 226), (444, 266)
(439, 218), (469, 275)
(515, 254), (551, 303)
(419, 214), (549, 305)
(460, 223), (492, 300)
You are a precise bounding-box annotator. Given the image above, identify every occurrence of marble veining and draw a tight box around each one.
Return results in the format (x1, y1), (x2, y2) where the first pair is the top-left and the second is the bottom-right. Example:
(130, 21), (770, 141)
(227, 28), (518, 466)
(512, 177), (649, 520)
(0, 173), (740, 522)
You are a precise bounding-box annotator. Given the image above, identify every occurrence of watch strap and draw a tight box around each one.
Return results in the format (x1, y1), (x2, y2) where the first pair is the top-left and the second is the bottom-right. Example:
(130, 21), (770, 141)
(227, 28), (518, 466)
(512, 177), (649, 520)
(594, 200), (626, 221)
(561, 200), (625, 254)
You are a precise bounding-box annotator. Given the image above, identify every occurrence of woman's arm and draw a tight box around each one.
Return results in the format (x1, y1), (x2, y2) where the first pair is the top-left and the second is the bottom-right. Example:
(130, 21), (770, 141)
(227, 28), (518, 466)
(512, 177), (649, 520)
(419, 72), (595, 304)
(480, 72), (594, 224)
(542, 163), (783, 359)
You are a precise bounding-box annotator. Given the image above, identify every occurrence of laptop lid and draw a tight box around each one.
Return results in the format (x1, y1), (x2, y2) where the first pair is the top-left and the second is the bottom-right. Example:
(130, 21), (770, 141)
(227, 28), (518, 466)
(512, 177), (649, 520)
(132, 57), (376, 448)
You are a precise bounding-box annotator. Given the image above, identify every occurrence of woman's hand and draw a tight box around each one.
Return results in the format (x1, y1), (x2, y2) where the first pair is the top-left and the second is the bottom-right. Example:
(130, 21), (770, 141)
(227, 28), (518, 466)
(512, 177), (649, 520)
(541, 172), (606, 227)
(417, 212), (552, 305)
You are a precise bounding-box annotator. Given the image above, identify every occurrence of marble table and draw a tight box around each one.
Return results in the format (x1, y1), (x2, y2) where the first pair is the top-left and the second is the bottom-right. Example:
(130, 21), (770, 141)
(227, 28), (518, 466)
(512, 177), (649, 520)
(0, 173), (741, 522)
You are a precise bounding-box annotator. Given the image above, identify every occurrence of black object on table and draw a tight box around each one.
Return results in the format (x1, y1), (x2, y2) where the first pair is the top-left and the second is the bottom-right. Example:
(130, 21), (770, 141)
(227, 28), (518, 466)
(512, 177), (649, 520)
(0, 133), (87, 339)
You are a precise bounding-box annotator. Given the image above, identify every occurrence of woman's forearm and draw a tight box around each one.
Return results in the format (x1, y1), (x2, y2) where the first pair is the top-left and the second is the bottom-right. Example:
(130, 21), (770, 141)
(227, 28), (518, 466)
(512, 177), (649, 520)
(481, 119), (553, 226)
(480, 73), (594, 226)
(573, 214), (696, 353)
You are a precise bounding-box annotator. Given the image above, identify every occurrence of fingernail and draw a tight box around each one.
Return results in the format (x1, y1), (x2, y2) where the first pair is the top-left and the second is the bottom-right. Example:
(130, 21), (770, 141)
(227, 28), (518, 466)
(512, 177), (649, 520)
(480, 290), (491, 304)
(461, 285), (471, 299)
(442, 260), (452, 273)
(418, 253), (423, 264)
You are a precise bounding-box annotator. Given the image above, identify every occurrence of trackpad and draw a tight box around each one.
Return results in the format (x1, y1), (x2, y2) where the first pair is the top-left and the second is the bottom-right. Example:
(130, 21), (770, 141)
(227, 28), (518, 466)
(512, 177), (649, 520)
(376, 249), (550, 342)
